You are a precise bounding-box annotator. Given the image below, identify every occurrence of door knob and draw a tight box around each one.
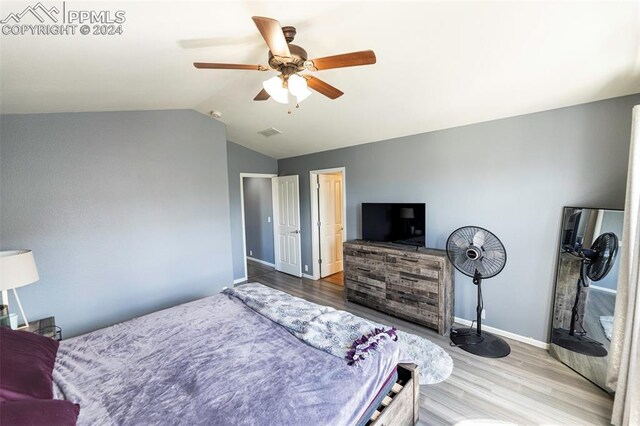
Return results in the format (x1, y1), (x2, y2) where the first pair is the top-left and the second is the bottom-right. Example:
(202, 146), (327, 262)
(290, 230), (300, 234)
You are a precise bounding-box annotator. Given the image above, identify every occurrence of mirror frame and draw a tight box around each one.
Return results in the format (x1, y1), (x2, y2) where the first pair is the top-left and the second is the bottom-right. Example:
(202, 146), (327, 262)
(548, 205), (623, 393)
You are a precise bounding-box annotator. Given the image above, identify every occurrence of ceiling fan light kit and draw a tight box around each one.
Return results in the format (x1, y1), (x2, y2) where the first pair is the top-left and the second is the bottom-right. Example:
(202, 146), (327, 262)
(287, 74), (312, 103)
(194, 16), (376, 109)
(262, 76), (289, 104)
(262, 74), (312, 105)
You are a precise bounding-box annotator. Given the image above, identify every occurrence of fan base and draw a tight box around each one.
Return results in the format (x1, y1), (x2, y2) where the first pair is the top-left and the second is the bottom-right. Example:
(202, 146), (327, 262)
(551, 328), (608, 357)
(450, 328), (511, 358)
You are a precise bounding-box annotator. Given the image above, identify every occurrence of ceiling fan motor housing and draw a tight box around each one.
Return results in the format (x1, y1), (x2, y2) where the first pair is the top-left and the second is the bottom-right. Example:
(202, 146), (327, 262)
(466, 246), (482, 260)
(268, 43), (308, 72)
(281, 26), (297, 42)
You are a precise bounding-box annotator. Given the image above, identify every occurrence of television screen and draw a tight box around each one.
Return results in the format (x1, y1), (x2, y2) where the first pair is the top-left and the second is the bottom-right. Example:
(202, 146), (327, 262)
(362, 203), (426, 246)
(562, 209), (583, 251)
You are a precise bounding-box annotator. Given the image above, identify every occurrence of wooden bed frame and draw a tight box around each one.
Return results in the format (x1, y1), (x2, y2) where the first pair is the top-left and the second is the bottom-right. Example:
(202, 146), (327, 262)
(367, 363), (419, 426)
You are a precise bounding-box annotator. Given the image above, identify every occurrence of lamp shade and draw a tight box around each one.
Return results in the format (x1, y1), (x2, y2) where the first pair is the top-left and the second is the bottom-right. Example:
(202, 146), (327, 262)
(287, 74), (312, 103)
(0, 250), (39, 291)
(263, 76), (289, 104)
(399, 208), (415, 219)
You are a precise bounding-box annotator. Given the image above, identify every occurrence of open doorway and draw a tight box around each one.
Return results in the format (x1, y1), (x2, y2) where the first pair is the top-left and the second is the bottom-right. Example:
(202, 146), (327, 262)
(310, 167), (346, 284)
(240, 173), (277, 281)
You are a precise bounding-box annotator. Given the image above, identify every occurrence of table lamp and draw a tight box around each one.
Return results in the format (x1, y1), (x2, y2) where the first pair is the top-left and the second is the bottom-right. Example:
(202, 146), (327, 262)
(400, 208), (415, 235)
(0, 250), (39, 328)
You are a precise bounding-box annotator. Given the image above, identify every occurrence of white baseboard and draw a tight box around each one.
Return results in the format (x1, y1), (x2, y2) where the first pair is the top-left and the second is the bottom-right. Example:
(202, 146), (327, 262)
(246, 256), (275, 268)
(454, 316), (549, 350)
(302, 273), (315, 280)
(590, 285), (617, 294)
(233, 277), (247, 284)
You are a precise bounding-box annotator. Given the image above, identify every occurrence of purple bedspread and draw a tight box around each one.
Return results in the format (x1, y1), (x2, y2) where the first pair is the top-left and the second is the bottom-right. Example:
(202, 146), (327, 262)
(52, 293), (400, 425)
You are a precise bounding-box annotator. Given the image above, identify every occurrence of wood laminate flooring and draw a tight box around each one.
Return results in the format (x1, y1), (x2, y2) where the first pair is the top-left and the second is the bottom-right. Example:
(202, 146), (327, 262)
(239, 270), (614, 425)
(323, 271), (344, 286)
(246, 259), (275, 280)
(584, 289), (615, 350)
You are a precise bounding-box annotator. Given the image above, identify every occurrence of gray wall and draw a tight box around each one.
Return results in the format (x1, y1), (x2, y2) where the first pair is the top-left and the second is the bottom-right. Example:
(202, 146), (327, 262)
(243, 177), (275, 264)
(0, 110), (233, 337)
(278, 94), (640, 342)
(595, 210), (624, 291)
(227, 141), (277, 280)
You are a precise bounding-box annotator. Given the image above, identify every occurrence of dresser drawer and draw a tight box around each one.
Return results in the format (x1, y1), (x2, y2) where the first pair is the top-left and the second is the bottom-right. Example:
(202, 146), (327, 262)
(345, 265), (386, 290)
(345, 277), (385, 298)
(386, 271), (439, 294)
(344, 245), (386, 263)
(345, 282), (387, 310)
(384, 298), (440, 329)
(385, 253), (441, 280)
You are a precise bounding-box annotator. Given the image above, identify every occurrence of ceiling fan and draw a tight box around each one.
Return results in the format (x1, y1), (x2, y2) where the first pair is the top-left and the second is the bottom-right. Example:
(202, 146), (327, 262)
(193, 16), (376, 106)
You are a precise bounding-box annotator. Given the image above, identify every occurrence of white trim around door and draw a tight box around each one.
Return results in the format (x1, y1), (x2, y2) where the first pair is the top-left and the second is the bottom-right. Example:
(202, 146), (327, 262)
(309, 167), (347, 281)
(239, 173), (277, 283)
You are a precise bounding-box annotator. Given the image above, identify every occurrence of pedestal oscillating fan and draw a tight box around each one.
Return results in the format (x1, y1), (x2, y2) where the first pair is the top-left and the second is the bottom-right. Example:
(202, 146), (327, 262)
(552, 232), (619, 357)
(446, 226), (510, 358)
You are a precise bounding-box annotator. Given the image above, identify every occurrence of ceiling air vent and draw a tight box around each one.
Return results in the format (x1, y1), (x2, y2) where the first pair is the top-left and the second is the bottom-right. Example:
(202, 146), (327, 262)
(257, 127), (282, 138)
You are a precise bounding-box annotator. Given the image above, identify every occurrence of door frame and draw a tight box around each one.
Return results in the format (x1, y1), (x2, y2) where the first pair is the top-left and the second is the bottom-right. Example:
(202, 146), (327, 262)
(239, 173), (277, 282)
(309, 167), (347, 281)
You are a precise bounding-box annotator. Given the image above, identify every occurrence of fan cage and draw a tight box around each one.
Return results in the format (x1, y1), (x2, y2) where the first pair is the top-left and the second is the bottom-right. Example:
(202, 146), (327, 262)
(586, 232), (619, 282)
(446, 226), (507, 279)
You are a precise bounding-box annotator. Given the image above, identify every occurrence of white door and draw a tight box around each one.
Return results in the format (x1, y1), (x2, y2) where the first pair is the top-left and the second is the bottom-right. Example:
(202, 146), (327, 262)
(319, 173), (344, 277)
(272, 175), (302, 277)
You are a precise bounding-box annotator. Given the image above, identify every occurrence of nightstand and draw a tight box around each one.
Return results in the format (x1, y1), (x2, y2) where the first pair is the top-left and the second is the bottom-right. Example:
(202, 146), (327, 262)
(25, 316), (62, 341)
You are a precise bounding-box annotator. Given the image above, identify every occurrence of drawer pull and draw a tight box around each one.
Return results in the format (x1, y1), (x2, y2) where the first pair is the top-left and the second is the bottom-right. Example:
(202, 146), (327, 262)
(401, 258), (419, 263)
(403, 277), (418, 282)
(357, 267), (371, 272)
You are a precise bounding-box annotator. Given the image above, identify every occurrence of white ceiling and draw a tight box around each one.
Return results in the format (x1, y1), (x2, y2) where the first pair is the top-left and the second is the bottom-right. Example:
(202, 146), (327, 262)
(1, 1), (639, 159)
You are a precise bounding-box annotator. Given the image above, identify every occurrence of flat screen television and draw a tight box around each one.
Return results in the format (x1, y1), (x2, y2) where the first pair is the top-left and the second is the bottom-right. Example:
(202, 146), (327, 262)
(562, 209), (583, 251)
(362, 203), (426, 247)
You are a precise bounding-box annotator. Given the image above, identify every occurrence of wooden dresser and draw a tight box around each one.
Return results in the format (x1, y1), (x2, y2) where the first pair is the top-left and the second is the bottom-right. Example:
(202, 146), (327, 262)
(344, 240), (454, 335)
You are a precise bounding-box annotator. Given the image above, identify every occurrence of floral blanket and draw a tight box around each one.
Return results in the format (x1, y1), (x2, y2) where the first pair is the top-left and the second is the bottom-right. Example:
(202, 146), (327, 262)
(224, 283), (453, 384)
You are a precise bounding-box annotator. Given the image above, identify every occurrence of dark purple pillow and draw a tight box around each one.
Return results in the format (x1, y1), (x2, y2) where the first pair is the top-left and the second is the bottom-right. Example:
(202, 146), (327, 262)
(0, 326), (59, 401)
(0, 399), (79, 426)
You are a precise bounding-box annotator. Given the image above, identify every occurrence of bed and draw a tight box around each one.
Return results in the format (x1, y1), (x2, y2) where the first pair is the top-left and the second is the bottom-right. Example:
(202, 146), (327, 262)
(51, 283), (423, 425)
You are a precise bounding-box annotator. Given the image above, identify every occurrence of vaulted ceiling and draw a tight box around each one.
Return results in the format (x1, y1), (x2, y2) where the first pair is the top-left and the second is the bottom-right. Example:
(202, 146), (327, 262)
(1, 1), (639, 158)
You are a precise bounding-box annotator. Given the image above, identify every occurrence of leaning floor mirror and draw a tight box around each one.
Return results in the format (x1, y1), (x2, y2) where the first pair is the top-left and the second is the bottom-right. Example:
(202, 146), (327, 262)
(549, 207), (623, 392)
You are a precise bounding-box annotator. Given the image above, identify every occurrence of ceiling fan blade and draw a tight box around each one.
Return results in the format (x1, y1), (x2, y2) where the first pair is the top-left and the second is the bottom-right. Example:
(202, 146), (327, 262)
(305, 50), (376, 71)
(251, 16), (291, 60)
(473, 230), (486, 248)
(254, 89), (270, 101)
(305, 76), (344, 99)
(452, 235), (470, 250)
(474, 260), (487, 276)
(193, 63), (268, 71)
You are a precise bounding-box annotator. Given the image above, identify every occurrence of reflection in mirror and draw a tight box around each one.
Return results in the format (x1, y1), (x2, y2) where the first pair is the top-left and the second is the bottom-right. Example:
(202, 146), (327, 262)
(550, 207), (623, 392)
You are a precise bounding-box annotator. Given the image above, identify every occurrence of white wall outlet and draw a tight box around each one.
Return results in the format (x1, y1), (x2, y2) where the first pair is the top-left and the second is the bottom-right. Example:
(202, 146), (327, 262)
(481, 309), (486, 319)
(267, 216), (271, 223)
(249, 250), (253, 256)
(304, 265), (309, 272)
